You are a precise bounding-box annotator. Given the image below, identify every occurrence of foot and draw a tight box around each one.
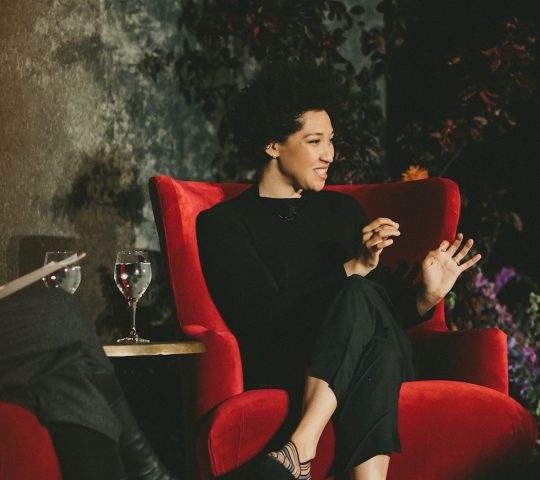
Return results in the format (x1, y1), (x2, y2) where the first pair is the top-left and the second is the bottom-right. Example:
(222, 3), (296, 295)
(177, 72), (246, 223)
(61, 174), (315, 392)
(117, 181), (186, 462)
(267, 441), (312, 480)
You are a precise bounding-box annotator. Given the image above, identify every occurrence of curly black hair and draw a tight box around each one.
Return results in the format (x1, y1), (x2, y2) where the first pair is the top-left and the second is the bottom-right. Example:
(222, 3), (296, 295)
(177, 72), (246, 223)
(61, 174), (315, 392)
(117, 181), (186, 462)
(229, 61), (343, 168)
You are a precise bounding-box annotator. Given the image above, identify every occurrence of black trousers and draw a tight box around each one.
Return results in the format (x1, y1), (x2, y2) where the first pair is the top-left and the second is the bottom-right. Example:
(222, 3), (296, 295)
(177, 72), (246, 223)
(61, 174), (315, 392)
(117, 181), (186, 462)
(309, 274), (415, 475)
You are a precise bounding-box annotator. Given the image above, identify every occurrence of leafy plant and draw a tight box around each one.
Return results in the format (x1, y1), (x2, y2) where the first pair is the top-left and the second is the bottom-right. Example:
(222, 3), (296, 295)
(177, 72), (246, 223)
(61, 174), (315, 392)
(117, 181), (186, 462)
(391, 14), (536, 175)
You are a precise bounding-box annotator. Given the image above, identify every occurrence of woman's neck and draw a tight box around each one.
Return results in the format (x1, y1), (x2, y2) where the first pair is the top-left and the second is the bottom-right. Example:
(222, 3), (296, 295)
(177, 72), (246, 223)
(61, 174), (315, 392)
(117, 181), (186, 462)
(257, 164), (303, 199)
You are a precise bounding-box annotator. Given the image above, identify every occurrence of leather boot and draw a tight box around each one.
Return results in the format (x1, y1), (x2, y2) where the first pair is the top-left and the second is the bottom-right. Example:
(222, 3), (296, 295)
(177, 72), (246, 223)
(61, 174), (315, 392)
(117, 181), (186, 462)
(111, 395), (178, 480)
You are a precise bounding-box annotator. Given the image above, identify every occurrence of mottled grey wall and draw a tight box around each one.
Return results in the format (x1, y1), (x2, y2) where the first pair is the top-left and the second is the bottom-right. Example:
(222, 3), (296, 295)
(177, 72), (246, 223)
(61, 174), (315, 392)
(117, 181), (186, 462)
(0, 0), (219, 338)
(0, 0), (381, 339)
(332, 0), (386, 113)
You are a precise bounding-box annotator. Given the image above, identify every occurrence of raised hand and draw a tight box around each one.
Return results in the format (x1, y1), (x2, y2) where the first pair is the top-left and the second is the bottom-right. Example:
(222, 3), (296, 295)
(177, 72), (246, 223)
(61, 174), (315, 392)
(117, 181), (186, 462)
(418, 233), (482, 313)
(344, 217), (400, 277)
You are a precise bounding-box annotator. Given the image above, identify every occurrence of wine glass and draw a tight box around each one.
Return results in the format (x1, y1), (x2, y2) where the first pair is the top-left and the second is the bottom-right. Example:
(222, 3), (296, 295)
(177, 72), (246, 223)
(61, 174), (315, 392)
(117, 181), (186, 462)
(114, 251), (152, 344)
(42, 251), (82, 294)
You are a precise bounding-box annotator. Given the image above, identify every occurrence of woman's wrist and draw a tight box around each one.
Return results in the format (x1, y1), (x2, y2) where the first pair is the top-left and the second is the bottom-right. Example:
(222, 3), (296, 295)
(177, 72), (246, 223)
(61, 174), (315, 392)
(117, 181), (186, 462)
(416, 287), (442, 316)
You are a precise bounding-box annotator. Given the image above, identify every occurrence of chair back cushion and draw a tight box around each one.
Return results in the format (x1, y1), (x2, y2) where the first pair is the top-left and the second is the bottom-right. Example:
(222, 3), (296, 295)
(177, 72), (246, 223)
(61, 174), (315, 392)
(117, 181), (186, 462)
(326, 178), (461, 332)
(150, 178), (247, 415)
(150, 178), (246, 336)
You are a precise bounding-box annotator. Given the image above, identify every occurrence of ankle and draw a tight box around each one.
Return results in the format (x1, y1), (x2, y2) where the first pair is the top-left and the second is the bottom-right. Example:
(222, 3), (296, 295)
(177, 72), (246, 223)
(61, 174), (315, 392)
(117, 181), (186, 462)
(289, 434), (316, 462)
(267, 441), (312, 480)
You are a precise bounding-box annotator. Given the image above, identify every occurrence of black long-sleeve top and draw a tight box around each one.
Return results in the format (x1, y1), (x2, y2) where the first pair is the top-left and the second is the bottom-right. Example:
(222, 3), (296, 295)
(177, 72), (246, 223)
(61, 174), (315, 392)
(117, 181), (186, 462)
(196, 183), (432, 390)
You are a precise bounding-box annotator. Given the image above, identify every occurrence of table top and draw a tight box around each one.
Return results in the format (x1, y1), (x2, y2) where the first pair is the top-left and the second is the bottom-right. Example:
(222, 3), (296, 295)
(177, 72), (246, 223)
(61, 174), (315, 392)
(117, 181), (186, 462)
(103, 340), (205, 357)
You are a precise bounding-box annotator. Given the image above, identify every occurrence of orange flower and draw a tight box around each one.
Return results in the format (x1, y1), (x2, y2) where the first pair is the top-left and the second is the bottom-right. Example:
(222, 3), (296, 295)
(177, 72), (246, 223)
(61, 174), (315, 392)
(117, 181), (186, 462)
(402, 165), (429, 182)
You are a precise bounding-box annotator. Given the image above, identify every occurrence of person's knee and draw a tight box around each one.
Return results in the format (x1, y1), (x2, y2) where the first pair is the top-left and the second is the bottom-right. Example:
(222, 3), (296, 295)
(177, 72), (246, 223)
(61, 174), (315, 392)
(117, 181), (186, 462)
(331, 276), (376, 327)
(342, 273), (368, 289)
(338, 275), (382, 306)
(369, 338), (402, 377)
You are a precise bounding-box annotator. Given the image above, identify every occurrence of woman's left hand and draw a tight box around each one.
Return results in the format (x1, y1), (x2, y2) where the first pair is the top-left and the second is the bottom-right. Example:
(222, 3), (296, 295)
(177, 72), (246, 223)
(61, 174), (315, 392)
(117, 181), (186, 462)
(417, 233), (482, 314)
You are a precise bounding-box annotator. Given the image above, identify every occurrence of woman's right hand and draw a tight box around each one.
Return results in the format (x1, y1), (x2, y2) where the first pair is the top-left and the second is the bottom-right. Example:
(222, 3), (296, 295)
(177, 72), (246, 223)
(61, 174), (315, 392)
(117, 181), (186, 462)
(344, 217), (401, 277)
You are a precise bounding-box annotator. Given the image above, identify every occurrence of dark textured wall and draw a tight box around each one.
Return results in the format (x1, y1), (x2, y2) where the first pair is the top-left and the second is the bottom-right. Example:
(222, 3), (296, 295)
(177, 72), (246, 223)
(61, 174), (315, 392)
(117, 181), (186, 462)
(0, 0), (219, 338)
(0, 0), (381, 339)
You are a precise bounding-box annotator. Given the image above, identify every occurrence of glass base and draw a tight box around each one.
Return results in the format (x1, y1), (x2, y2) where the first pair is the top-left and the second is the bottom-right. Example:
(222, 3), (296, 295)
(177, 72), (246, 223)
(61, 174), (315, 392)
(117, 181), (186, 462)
(116, 335), (150, 344)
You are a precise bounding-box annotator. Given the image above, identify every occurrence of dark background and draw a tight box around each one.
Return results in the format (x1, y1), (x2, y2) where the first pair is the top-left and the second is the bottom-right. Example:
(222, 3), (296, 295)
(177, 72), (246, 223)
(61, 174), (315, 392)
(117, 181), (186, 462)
(386, 0), (540, 281)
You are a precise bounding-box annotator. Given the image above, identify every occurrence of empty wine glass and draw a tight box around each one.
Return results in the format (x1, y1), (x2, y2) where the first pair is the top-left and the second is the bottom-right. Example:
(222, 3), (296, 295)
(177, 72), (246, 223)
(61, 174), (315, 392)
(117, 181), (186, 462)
(114, 251), (152, 344)
(43, 251), (82, 294)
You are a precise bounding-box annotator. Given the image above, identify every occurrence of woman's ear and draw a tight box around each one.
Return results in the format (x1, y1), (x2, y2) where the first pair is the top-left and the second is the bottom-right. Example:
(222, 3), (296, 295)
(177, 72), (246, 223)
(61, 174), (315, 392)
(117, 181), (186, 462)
(264, 142), (279, 160)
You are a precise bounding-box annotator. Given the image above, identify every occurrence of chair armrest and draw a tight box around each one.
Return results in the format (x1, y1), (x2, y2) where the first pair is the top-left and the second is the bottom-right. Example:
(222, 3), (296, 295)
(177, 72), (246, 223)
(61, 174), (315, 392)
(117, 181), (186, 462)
(192, 329), (245, 418)
(409, 327), (508, 394)
(197, 389), (289, 478)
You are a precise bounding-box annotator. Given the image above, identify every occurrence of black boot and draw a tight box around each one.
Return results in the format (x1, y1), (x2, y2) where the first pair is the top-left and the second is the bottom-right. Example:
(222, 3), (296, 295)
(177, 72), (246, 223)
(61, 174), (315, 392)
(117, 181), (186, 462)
(111, 395), (178, 480)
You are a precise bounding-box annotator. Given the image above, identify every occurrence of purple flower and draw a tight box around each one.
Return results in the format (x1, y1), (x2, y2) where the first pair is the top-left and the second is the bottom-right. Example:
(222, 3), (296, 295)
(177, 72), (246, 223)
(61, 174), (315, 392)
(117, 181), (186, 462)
(523, 345), (538, 366)
(472, 266), (540, 410)
(495, 303), (513, 327)
(475, 270), (489, 289)
(494, 267), (517, 294)
(519, 379), (532, 397)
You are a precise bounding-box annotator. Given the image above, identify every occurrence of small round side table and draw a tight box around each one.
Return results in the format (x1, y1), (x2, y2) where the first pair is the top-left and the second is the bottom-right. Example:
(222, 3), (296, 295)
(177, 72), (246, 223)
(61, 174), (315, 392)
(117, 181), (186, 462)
(102, 340), (205, 478)
(103, 340), (205, 357)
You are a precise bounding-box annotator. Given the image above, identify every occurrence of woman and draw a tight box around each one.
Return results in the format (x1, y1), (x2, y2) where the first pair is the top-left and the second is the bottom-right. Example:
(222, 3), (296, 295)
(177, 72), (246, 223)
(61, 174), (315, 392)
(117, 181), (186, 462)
(196, 62), (481, 480)
(0, 284), (176, 480)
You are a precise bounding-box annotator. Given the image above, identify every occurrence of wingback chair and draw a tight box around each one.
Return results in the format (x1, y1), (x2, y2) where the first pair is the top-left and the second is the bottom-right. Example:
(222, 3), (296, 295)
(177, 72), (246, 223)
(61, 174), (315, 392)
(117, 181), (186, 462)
(149, 175), (537, 480)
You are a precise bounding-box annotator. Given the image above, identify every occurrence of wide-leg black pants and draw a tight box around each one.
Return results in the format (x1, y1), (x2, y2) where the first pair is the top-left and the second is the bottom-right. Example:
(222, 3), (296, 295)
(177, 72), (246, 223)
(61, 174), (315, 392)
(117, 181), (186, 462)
(309, 274), (416, 474)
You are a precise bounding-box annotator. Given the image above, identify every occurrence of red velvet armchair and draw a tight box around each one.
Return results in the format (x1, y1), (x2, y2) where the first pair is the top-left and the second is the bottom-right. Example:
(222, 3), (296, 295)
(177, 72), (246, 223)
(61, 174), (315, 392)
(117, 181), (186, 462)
(149, 176), (536, 480)
(0, 403), (61, 479)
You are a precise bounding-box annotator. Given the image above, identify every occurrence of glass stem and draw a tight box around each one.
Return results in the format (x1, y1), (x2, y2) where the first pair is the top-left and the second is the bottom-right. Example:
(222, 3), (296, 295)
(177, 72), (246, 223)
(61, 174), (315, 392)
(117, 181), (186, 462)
(129, 300), (138, 337)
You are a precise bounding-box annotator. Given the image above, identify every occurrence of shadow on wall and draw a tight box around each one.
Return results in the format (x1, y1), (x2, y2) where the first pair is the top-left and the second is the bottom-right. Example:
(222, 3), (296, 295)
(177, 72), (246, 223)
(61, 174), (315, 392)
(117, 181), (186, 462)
(38, 148), (177, 341)
(52, 148), (145, 226)
(4, 150), (178, 341)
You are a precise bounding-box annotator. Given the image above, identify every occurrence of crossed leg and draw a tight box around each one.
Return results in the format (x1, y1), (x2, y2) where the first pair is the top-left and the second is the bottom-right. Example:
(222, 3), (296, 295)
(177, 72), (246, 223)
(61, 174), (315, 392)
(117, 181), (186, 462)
(267, 375), (391, 480)
(287, 374), (390, 480)
(265, 275), (406, 480)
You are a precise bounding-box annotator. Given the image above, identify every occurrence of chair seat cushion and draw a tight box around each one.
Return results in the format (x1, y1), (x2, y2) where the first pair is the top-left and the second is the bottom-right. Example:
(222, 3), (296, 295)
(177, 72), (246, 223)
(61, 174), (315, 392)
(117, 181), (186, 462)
(389, 380), (537, 480)
(199, 381), (536, 480)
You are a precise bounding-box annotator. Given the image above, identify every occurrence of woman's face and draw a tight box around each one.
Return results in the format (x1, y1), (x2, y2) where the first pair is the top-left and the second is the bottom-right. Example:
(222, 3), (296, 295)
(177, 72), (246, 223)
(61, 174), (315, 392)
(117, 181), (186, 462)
(267, 109), (334, 192)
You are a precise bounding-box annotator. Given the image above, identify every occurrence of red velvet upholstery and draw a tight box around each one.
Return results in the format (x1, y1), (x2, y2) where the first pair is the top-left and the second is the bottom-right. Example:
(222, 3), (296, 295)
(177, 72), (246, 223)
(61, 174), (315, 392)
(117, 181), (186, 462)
(149, 176), (537, 479)
(196, 389), (289, 479)
(409, 327), (509, 394)
(0, 403), (61, 480)
(391, 381), (536, 479)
